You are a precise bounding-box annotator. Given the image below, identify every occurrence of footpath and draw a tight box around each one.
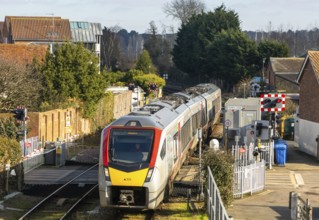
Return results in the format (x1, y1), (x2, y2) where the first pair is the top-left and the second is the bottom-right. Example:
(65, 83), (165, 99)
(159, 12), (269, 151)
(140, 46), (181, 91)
(227, 140), (319, 220)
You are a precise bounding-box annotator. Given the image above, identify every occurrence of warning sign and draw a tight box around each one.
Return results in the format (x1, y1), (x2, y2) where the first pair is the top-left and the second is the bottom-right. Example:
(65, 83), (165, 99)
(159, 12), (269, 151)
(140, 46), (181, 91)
(66, 114), (71, 127)
(56, 146), (62, 155)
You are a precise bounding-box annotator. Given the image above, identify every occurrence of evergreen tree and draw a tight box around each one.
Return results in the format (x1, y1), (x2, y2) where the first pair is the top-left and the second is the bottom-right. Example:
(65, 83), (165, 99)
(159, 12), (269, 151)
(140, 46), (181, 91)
(41, 43), (107, 118)
(135, 50), (156, 73)
(257, 40), (290, 66)
(207, 30), (258, 89)
(172, 5), (241, 84)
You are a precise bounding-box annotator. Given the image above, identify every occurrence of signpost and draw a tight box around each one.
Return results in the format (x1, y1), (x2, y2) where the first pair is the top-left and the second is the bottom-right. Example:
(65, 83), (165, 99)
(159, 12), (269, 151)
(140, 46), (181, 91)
(225, 119), (231, 127)
(224, 120), (231, 150)
(5, 161), (10, 194)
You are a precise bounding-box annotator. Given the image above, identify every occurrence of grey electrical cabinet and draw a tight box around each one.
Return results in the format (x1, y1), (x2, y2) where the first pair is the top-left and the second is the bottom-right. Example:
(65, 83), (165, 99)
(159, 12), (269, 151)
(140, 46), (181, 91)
(225, 98), (261, 130)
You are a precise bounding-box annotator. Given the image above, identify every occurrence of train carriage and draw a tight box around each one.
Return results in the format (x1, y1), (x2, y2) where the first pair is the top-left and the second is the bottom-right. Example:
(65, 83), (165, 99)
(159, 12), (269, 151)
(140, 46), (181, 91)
(99, 83), (221, 209)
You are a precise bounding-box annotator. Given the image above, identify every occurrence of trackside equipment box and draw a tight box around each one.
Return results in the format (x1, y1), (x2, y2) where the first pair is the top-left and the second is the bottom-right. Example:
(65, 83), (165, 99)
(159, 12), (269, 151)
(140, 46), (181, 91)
(225, 98), (261, 133)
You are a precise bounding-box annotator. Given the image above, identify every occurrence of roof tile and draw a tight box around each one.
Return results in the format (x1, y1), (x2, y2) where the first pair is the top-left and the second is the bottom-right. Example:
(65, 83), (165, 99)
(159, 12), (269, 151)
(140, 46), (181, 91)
(270, 57), (304, 73)
(5, 16), (71, 42)
(0, 44), (47, 65)
(308, 50), (319, 80)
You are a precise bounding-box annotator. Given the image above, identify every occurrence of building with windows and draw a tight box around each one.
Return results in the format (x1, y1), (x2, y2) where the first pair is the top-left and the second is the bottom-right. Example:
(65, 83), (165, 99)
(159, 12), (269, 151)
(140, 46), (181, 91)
(1, 16), (72, 45)
(0, 16), (102, 67)
(70, 21), (102, 67)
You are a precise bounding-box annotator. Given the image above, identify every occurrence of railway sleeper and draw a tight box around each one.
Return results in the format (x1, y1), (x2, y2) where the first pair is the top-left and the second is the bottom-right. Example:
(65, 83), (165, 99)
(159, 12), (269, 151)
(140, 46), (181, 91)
(172, 182), (199, 198)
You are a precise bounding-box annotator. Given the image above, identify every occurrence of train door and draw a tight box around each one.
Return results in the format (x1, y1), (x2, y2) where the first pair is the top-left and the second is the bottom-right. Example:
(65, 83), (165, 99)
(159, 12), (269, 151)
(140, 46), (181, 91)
(159, 139), (167, 184)
(166, 137), (174, 175)
(173, 132), (179, 163)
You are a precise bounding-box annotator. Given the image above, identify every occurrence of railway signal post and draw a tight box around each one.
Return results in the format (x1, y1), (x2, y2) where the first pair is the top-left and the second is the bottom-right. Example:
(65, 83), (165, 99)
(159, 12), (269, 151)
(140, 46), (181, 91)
(11, 107), (28, 156)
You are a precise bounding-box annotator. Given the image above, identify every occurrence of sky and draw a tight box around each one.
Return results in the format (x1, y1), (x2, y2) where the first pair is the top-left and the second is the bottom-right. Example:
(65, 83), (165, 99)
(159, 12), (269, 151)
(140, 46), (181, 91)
(1, 0), (319, 34)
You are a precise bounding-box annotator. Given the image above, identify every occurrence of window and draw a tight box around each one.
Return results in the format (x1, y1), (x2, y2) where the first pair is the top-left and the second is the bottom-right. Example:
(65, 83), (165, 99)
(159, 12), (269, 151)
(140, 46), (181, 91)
(173, 133), (178, 162)
(160, 139), (166, 160)
(109, 129), (154, 164)
(181, 119), (191, 150)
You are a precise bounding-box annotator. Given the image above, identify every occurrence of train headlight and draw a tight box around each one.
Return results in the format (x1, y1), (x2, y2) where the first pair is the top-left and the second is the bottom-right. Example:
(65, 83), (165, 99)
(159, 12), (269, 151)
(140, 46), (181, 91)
(145, 168), (154, 182)
(104, 167), (110, 181)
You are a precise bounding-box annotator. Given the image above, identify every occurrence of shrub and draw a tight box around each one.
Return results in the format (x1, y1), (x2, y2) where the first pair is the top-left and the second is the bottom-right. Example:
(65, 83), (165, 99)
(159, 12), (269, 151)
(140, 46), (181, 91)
(0, 136), (22, 194)
(203, 150), (234, 208)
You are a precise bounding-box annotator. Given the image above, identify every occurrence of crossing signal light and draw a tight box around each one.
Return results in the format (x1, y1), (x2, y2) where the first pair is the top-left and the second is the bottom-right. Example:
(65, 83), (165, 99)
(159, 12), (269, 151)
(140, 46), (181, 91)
(275, 114), (283, 125)
(260, 94), (285, 112)
(128, 83), (135, 91)
(11, 109), (25, 121)
(263, 98), (281, 108)
(149, 83), (157, 91)
(256, 123), (263, 137)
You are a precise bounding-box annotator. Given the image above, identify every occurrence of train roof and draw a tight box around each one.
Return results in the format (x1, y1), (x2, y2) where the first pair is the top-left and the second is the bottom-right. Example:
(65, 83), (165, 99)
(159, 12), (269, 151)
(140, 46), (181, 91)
(110, 83), (220, 129)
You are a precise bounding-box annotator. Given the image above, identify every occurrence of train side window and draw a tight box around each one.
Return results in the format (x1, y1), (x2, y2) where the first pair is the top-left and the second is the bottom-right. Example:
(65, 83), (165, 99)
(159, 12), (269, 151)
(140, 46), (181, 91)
(160, 139), (166, 160)
(173, 133), (178, 162)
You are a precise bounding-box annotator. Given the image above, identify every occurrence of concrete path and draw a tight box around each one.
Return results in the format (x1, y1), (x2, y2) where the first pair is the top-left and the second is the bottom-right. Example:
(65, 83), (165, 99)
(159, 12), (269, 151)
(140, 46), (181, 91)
(227, 141), (319, 220)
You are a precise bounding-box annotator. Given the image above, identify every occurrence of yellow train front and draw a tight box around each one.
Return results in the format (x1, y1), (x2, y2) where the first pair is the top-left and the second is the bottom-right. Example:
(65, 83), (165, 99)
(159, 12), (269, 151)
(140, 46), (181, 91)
(98, 117), (166, 209)
(98, 83), (221, 209)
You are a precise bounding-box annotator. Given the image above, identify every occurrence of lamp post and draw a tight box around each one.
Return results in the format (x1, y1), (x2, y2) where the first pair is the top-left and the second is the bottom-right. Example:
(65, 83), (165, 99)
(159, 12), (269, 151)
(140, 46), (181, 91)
(262, 58), (265, 92)
(242, 83), (247, 98)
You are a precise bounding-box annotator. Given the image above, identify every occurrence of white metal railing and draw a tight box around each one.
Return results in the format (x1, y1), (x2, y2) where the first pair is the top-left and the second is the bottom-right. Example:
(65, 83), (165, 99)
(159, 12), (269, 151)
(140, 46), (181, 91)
(20, 136), (41, 157)
(289, 191), (312, 220)
(232, 142), (274, 168)
(233, 160), (265, 198)
(23, 153), (45, 173)
(206, 166), (231, 220)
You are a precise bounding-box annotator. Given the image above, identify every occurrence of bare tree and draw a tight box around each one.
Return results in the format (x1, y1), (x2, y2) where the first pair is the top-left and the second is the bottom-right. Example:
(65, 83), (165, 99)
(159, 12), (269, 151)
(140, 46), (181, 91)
(0, 59), (43, 111)
(148, 21), (158, 36)
(101, 25), (121, 71)
(163, 0), (206, 25)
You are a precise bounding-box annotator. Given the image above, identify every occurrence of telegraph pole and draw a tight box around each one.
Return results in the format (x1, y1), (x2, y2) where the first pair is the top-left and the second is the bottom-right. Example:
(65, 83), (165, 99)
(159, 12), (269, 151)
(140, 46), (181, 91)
(23, 108), (27, 157)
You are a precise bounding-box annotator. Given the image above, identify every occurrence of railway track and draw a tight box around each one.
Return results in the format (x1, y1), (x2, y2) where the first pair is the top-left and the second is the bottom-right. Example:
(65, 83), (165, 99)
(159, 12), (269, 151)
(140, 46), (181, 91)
(162, 84), (183, 96)
(17, 141), (205, 219)
(19, 164), (98, 220)
(5, 157), (203, 220)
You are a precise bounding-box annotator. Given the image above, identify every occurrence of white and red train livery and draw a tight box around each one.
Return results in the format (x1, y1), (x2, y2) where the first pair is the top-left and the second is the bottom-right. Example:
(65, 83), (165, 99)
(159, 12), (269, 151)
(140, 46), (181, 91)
(98, 83), (221, 209)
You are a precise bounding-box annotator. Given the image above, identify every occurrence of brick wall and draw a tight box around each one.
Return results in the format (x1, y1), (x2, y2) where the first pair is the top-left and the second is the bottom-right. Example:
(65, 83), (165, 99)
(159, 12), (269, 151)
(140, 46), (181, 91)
(113, 91), (132, 119)
(275, 77), (299, 92)
(1, 90), (132, 143)
(299, 61), (319, 123)
(30, 90), (132, 142)
(36, 108), (90, 142)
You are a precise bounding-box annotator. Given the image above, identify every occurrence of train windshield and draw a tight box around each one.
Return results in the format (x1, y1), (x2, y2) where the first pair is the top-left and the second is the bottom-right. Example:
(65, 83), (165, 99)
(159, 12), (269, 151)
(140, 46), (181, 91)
(108, 129), (154, 164)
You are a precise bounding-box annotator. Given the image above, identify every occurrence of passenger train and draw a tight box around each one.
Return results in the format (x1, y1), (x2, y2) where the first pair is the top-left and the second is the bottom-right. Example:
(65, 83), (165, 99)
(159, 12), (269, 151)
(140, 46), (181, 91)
(98, 83), (221, 209)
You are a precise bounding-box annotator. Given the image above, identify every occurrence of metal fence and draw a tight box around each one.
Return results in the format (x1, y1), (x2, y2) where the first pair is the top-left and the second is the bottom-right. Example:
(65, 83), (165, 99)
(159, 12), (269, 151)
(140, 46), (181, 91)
(289, 191), (312, 220)
(23, 152), (45, 173)
(20, 136), (42, 157)
(232, 143), (255, 167)
(206, 166), (231, 220)
(232, 142), (274, 168)
(233, 160), (265, 198)
(232, 142), (267, 198)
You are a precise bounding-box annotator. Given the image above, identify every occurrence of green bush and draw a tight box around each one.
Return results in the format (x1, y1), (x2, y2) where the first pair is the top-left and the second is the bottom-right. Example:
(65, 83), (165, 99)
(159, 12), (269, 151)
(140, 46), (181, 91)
(0, 118), (19, 139)
(203, 150), (234, 208)
(0, 136), (22, 195)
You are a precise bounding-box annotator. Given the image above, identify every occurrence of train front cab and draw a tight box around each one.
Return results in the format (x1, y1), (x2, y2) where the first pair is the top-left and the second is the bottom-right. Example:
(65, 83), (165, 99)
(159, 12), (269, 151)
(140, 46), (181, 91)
(99, 125), (166, 209)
